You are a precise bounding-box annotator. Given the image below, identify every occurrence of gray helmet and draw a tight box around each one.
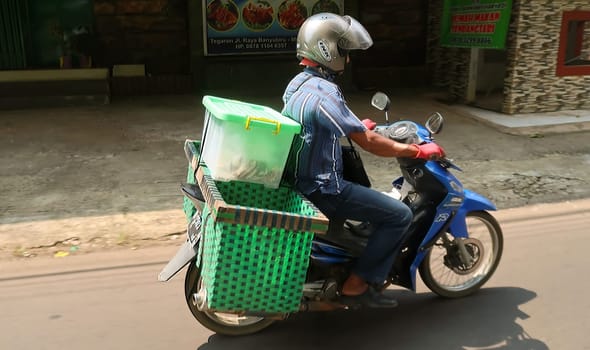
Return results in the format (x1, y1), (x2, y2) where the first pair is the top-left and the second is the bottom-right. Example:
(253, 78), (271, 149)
(296, 13), (373, 73)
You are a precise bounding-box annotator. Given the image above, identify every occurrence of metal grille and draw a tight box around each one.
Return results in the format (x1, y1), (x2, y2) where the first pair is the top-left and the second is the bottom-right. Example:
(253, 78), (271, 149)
(0, 0), (27, 69)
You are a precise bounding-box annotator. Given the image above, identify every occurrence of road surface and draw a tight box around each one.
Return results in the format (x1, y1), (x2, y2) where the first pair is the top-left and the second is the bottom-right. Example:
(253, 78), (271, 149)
(1, 199), (588, 350)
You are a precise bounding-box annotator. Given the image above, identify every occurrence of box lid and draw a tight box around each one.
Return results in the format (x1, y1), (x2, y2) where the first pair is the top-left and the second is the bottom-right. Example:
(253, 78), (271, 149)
(202, 95), (301, 134)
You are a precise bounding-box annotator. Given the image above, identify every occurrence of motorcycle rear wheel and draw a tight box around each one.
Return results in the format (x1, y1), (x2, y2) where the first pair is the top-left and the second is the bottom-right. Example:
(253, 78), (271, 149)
(419, 211), (503, 298)
(184, 262), (276, 336)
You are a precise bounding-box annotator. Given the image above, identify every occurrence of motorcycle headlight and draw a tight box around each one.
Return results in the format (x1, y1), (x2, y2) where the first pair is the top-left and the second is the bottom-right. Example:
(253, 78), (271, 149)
(383, 121), (424, 144)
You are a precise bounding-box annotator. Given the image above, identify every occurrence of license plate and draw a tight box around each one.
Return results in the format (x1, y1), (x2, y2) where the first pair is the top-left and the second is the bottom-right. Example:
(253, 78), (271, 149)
(187, 211), (202, 246)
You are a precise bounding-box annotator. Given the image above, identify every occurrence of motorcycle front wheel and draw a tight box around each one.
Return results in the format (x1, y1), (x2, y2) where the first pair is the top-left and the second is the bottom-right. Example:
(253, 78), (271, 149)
(419, 210), (503, 298)
(184, 262), (276, 336)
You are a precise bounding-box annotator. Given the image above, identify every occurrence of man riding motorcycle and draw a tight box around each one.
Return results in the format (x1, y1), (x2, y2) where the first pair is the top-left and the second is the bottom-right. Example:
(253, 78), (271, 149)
(281, 13), (445, 308)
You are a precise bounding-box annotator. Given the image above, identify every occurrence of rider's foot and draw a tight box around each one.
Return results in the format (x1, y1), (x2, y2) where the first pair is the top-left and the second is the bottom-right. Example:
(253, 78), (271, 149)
(340, 287), (399, 308)
(341, 273), (368, 295)
(341, 273), (399, 308)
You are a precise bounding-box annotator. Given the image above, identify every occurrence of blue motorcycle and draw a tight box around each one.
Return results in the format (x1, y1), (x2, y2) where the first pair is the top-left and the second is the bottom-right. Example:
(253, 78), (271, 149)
(159, 92), (504, 336)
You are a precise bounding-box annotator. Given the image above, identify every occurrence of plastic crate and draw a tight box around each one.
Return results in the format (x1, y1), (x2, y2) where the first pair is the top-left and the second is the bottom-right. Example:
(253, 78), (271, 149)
(184, 140), (329, 313)
(200, 95), (301, 188)
(183, 164), (198, 222)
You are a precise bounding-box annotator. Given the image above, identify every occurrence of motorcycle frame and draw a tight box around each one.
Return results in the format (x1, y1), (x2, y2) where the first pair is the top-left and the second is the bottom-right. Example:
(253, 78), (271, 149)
(307, 154), (496, 293)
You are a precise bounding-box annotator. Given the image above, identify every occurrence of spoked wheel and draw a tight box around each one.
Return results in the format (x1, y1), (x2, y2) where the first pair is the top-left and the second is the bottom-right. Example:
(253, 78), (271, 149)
(419, 211), (503, 298)
(184, 262), (276, 336)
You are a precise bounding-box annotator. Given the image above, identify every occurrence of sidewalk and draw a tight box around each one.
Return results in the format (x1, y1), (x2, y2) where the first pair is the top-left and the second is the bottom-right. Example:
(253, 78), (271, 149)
(1, 89), (589, 261)
(452, 104), (590, 135)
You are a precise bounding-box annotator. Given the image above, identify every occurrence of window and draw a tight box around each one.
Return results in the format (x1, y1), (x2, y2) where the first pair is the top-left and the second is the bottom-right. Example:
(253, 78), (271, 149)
(557, 10), (590, 76)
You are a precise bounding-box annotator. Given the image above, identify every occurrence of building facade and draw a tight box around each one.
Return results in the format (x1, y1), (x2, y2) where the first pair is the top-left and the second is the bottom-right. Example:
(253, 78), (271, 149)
(428, 0), (590, 114)
(1, 0), (589, 114)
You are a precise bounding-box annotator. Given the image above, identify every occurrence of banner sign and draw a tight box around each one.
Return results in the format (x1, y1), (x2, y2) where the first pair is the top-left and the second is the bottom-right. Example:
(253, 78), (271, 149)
(203, 0), (344, 55)
(440, 0), (512, 49)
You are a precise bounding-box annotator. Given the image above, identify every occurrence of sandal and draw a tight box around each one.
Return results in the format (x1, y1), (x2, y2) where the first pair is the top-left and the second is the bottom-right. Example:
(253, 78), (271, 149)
(340, 286), (399, 308)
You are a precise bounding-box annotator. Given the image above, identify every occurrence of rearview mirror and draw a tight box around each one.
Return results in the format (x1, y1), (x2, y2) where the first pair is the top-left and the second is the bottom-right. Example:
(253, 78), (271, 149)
(371, 92), (390, 111)
(425, 112), (444, 134)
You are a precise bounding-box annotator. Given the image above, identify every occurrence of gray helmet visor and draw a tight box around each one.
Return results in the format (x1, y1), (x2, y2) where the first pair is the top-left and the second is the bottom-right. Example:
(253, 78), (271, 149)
(338, 15), (373, 50)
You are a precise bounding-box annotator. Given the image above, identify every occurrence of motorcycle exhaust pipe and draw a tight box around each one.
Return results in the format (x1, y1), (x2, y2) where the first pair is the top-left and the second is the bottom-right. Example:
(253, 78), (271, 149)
(192, 292), (287, 320)
(299, 300), (349, 312)
(242, 312), (288, 320)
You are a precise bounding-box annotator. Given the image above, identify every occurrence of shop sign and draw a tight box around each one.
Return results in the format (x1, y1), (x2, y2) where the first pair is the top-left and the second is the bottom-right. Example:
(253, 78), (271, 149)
(204, 0), (343, 55)
(440, 0), (512, 49)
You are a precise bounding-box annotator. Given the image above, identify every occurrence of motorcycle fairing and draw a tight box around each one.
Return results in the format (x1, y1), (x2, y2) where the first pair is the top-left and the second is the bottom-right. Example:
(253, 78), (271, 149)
(158, 185), (204, 282)
(311, 240), (355, 264)
(157, 211), (203, 281)
(425, 160), (496, 238)
(448, 189), (497, 238)
(404, 160), (492, 291)
(408, 206), (456, 291)
(158, 241), (198, 282)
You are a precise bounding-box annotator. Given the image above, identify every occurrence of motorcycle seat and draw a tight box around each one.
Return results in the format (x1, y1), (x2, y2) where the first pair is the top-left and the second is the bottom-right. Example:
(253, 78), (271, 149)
(316, 218), (369, 256)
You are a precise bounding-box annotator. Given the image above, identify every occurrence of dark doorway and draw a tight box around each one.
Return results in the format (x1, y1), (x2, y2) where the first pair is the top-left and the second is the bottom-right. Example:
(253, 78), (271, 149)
(353, 0), (429, 89)
(473, 48), (508, 112)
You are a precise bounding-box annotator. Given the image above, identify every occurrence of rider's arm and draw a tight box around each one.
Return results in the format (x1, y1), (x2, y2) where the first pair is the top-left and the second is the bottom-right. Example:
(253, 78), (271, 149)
(349, 130), (419, 158)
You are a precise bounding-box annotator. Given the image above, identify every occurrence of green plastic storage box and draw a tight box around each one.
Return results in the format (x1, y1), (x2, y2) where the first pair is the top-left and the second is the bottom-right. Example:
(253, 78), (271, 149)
(200, 95), (301, 188)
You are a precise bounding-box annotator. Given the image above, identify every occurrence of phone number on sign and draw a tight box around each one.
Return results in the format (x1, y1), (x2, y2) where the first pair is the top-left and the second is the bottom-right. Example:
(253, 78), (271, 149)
(209, 37), (290, 50)
(236, 42), (288, 49)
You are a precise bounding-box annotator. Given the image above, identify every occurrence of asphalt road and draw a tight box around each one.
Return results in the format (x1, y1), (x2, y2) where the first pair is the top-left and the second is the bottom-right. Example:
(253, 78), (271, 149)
(1, 199), (588, 350)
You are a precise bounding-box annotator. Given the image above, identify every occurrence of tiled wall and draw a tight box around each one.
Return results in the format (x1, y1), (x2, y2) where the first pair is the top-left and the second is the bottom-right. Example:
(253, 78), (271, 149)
(428, 0), (590, 114)
(427, 0), (471, 98)
(504, 1), (590, 113)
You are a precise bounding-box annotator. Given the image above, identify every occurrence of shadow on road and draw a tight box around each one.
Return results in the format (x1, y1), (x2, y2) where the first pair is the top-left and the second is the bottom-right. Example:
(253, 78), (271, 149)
(197, 287), (547, 350)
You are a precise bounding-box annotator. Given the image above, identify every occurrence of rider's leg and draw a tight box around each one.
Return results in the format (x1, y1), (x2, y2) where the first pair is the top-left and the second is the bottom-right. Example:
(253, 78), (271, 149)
(307, 182), (413, 295)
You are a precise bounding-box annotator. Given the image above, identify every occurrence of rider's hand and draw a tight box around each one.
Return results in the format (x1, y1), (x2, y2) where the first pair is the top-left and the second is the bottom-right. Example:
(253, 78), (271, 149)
(413, 143), (445, 160)
(362, 118), (377, 130)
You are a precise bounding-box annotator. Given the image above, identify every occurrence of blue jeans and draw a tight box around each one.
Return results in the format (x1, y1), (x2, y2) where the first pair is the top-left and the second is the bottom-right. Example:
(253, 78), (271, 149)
(307, 182), (413, 284)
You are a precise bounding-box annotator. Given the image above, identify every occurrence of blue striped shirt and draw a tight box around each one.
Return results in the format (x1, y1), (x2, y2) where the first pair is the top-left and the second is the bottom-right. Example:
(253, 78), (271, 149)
(282, 69), (366, 195)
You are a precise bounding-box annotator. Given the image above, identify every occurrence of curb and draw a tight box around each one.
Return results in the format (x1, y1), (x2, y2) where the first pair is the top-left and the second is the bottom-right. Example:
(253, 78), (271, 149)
(493, 198), (590, 223)
(0, 210), (186, 260)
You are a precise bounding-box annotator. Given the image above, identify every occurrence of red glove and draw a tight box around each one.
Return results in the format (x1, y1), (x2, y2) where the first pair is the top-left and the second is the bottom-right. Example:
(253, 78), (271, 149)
(414, 143), (445, 160)
(362, 118), (377, 130)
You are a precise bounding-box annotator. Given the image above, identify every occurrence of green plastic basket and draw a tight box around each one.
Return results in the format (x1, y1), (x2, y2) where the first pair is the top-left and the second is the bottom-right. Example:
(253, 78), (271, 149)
(200, 209), (315, 313)
(183, 164), (198, 222)
(183, 140), (329, 313)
